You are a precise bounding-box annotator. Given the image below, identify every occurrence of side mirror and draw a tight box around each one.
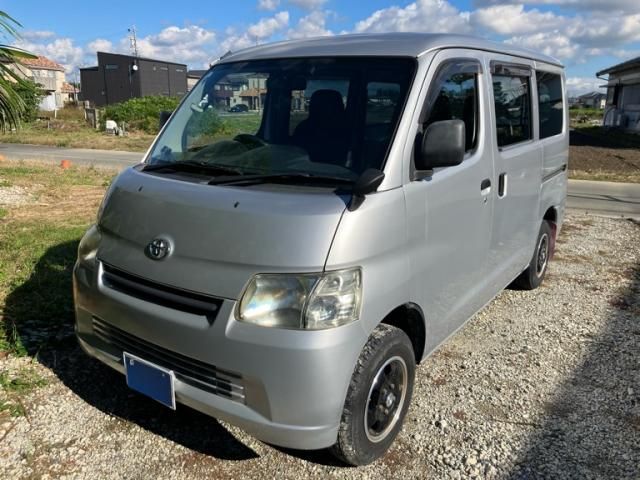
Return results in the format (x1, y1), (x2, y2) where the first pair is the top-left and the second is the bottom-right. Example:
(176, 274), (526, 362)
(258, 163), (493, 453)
(415, 119), (466, 171)
(349, 168), (385, 211)
(159, 110), (173, 130)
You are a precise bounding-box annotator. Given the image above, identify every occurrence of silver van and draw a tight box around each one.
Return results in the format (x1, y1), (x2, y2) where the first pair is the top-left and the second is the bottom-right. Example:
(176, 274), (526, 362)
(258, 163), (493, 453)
(74, 33), (567, 465)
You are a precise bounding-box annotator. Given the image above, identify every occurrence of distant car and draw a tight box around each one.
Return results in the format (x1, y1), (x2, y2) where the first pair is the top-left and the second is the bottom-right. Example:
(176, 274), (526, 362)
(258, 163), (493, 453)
(228, 104), (249, 113)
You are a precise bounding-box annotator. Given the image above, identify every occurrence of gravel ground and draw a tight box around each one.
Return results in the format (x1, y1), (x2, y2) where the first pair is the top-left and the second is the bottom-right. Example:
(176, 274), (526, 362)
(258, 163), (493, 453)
(1, 212), (639, 479)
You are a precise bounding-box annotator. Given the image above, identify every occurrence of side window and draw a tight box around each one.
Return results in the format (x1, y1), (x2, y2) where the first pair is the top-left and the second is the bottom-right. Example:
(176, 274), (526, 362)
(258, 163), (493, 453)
(537, 72), (563, 139)
(491, 65), (532, 147)
(424, 61), (479, 152)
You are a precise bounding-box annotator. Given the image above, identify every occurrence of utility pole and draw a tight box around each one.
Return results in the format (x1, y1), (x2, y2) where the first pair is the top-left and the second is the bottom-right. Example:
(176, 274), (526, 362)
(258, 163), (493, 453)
(128, 25), (139, 57)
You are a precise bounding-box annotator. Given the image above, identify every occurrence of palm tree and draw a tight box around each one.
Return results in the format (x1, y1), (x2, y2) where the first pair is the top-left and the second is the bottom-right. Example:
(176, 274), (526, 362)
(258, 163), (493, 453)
(0, 11), (36, 131)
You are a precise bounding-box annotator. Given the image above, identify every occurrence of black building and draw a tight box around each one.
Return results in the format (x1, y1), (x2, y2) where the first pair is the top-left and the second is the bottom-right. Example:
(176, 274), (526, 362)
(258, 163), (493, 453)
(80, 52), (187, 106)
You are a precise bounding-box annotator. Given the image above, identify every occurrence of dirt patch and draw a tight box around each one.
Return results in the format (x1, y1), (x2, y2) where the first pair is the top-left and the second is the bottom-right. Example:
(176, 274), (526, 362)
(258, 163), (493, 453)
(10, 185), (104, 223)
(569, 129), (640, 182)
(0, 186), (33, 207)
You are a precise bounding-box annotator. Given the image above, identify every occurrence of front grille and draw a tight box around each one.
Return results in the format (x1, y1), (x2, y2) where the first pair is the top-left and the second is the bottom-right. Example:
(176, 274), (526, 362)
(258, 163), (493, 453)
(100, 262), (222, 322)
(92, 317), (245, 403)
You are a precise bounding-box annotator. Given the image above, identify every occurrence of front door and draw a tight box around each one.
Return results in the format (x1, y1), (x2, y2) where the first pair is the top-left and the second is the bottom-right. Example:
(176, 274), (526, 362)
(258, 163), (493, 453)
(405, 50), (494, 352)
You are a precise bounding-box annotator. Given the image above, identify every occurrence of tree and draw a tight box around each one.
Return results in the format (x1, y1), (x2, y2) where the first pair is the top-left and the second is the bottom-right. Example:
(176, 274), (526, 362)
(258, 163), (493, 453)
(13, 78), (43, 122)
(0, 11), (36, 130)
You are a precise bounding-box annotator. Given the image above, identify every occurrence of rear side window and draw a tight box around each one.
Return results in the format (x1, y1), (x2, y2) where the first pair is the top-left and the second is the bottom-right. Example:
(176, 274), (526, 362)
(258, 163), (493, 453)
(492, 69), (532, 147)
(537, 72), (563, 139)
(423, 60), (480, 153)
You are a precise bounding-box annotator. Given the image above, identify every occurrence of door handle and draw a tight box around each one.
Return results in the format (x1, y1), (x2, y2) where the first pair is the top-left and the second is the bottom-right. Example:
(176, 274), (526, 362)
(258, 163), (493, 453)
(498, 173), (507, 198)
(480, 178), (491, 196)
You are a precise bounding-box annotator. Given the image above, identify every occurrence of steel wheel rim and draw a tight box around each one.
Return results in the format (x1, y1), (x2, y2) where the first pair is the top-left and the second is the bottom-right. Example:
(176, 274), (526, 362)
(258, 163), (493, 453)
(364, 355), (408, 443)
(536, 233), (549, 277)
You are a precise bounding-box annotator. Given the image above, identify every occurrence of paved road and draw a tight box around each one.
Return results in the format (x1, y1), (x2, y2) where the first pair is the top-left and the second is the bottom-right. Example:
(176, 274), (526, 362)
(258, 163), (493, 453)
(567, 179), (640, 220)
(1, 143), (638, 219)
(0, 143), (142, 169)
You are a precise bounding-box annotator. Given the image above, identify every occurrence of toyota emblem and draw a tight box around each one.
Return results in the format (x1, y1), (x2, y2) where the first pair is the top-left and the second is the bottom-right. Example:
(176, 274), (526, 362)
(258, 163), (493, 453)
(146, 238), (171, 260)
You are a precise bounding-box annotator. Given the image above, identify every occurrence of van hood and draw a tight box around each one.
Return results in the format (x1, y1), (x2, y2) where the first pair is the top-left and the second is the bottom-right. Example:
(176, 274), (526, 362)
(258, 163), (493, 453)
(97, 167), (348, 300)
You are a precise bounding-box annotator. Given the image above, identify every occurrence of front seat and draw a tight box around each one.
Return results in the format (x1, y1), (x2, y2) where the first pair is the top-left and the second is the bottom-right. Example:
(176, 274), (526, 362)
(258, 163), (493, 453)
(292, 89), (350, 165)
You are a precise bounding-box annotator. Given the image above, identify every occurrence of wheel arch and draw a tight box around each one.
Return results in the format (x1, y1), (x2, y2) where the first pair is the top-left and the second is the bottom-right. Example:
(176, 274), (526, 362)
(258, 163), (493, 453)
(543, 205), (558, 224)
(380, 303), (426, 364)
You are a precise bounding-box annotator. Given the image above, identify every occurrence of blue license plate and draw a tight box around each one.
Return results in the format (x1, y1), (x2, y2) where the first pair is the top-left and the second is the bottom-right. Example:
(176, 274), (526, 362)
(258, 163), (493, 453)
(124, 352), (176, 409)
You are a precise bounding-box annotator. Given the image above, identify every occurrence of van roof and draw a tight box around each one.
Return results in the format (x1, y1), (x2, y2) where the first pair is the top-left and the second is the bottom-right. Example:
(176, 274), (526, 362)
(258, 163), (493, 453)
(218, 33), (563, 68)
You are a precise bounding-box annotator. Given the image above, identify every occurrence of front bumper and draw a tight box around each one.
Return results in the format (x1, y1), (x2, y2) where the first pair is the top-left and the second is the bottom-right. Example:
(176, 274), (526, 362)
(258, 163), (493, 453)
(73, 261), (368, 450)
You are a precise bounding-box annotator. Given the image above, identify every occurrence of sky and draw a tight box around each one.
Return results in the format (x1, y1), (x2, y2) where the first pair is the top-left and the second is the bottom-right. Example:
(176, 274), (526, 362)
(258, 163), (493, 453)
(2, 0), (640, 95)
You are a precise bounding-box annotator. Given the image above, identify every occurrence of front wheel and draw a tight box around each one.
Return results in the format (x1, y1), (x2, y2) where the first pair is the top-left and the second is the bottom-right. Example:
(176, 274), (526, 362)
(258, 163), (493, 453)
(330, 324), (415, 466)
(512, 220), (553, 290)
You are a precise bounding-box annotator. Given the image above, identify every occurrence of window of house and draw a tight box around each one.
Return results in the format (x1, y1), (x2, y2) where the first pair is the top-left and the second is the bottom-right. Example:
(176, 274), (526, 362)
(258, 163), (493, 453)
(105, 64), (118, 70)
(537, 71), (563, 139)
(606, 85), (619, 106)
(492, 68), (532, 147)
(423, 60), (480, 153)
(621, 84), (640, 110)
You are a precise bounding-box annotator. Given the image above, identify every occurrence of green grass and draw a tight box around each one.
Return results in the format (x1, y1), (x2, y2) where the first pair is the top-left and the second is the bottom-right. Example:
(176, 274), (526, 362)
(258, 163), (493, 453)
(0, 369), (47, 417)
(569, 107), (602, 118)
(0, 164), (114, 355)
(0, 370), (47, 393)
(219, 113), (262, 136)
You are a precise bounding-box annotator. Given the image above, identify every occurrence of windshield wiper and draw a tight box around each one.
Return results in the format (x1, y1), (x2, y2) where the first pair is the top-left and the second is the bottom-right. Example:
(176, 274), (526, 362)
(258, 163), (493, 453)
(208, 173), (355, 187)
(142, 160), (243, 176)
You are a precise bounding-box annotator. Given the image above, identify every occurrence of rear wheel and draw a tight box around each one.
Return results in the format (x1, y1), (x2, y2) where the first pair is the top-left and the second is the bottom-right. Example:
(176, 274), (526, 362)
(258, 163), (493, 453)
(512, 220), (553, 290)
(330, 324), (415, 466)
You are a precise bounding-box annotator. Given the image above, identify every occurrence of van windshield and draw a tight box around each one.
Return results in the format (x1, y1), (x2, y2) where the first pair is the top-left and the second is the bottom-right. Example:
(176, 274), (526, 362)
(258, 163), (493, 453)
(146, 57), (416, 184)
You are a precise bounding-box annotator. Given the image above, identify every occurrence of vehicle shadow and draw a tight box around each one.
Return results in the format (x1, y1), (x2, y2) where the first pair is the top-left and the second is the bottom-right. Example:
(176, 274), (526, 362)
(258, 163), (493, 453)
(507, 261), (640, 479)
(2, 240), (258, 461)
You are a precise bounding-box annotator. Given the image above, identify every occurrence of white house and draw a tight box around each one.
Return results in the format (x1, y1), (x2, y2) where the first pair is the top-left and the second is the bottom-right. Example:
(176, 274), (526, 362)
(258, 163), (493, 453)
(7, 55), (67, 111)
(597, 56), (640, 132)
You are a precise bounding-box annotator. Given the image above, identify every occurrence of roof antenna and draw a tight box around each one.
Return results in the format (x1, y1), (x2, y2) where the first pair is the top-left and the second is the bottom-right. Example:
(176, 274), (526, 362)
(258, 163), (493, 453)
(128, 25), (139, 57)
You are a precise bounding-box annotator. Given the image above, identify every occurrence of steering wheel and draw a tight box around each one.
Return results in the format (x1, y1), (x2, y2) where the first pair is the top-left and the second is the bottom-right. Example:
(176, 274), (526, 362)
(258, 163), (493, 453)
(233, 134), (267, 149)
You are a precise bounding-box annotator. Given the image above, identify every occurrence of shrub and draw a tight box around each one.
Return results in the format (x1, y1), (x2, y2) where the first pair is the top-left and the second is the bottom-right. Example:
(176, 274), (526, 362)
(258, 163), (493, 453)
(103, 96), (182, 134)
(13, 79), (43, 123)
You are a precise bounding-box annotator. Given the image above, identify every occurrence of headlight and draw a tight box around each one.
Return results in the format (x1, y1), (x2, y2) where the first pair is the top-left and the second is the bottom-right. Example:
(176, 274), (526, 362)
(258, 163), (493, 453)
(237, 268), (362, 330)
(77, 224), (101, 268)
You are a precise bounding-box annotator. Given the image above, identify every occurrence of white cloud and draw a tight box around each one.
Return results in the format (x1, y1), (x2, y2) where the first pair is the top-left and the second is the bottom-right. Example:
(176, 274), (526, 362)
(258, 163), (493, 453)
(566, 76), (604, 96)
(354, 0), (471, 34)
(16, 37), (85, 73)
(258, 0), (280, 10)
(474, 0), (640, 14)
(288, 10), (332, 39)
(87, 38), (113, 53)
(505, 32), (579, 60)
(247, 11), (290, 38)
(126, 25), (217, 65)
(220, 11), (290, 54)
(289, 0), (327, 10)
(471, 4), (565, 35)
(565, 13), (640, 48)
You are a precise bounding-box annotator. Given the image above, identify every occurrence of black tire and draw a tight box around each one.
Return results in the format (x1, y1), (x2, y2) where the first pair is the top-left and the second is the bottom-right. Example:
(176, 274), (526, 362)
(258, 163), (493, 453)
(330, 324), (416, 466)
(512, 220), (553, 290)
